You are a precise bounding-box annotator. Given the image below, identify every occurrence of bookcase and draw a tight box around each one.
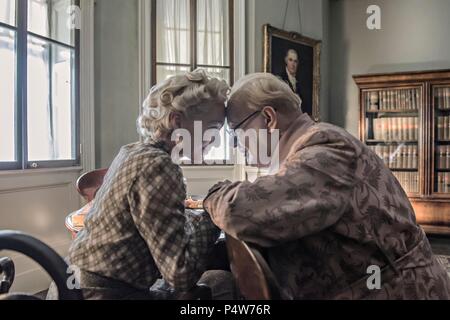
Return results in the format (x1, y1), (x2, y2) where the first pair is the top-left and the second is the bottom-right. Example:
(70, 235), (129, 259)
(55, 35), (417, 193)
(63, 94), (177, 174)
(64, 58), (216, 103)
(354, 69), (450, 236)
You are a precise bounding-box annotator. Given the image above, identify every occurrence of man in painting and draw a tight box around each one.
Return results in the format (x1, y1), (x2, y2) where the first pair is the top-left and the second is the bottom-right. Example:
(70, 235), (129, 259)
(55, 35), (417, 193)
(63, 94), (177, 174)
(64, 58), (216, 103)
(277, 48), (312, 117)
(278, 49), (301, 95)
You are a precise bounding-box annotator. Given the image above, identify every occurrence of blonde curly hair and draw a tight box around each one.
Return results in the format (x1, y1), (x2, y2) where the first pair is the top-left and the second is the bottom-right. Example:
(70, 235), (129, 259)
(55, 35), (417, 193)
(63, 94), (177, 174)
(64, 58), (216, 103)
(137, 69), (229, 141)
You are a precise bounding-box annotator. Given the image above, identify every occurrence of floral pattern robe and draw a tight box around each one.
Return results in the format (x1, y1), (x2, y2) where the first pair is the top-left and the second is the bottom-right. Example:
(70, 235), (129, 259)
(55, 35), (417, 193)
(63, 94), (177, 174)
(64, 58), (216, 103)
(204, 113), (450, 300)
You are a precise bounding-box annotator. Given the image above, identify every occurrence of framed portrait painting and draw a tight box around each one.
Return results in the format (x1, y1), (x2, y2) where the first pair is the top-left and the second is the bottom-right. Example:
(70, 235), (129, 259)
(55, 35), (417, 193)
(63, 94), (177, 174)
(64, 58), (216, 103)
(263, 24), (321, 121)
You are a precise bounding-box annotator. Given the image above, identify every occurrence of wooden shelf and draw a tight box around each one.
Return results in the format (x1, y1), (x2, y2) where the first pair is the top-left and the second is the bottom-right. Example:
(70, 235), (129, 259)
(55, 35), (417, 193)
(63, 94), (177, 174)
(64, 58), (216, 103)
(366, 109), (418, 114)
(355, 69), (450, 236)
(366, 140), (418, 144)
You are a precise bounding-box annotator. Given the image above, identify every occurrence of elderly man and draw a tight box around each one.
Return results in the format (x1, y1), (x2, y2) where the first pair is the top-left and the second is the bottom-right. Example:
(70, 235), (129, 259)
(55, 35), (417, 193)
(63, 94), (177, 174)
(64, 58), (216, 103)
(203, 73), (450, 300)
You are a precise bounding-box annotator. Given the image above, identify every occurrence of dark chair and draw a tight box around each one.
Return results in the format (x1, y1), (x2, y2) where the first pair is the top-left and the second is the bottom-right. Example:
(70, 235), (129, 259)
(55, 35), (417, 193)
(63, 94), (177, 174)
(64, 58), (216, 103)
(77, 168), (109, 202)
(0, 230), (83, 300)
(66, 168), (109, 239)
(226, 235), (284, 300)
(0, 230), (212, 300)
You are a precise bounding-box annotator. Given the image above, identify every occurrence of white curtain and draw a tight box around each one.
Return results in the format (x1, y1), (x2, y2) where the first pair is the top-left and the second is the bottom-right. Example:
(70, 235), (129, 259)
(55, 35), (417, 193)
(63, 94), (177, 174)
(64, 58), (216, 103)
(27, 0), (74, 161)
(197, 0), (229, 67)
(28, 38), (73, 161)
(197, 0), (230, 161)
(27, 37), (53, 161)
(156, 0), (190, 82)
(0, 0), (15, 25)
(156, 0), (231, 161)
(156, 0), (230, 82)
(28, 0), (73, 45)
(0, 28), (16, 161)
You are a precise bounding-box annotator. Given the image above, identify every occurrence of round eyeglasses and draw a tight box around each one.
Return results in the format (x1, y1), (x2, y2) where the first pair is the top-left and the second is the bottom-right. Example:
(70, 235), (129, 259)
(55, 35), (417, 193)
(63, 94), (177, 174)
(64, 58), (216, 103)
(226, 110), (262, 148)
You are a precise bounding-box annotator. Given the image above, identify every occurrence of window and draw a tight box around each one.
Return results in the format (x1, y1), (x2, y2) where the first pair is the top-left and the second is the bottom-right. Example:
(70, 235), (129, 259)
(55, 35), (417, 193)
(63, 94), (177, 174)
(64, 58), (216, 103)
(151, 0), (234, 164)
(0, 0), (79, 170)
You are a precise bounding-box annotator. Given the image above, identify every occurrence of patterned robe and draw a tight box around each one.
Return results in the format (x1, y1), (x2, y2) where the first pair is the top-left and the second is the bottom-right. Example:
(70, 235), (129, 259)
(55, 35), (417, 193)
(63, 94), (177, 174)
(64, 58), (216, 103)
(204, 113), (450, 300)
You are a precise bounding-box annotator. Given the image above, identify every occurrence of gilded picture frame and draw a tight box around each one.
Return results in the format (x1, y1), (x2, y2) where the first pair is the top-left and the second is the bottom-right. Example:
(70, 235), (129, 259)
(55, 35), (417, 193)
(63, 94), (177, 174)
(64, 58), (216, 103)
(263, 24), (321, 122)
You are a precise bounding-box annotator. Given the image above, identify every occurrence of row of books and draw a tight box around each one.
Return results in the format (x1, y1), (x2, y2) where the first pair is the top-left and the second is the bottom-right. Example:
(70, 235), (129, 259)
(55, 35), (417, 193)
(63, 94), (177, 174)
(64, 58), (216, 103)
(368, 145), (418, 169)
(436, 173), (450, 193)
(365, 89), (420, 111)
(392, 172), (419, 194)
(372, 117), (419, 141)
(435, 87), (450, 110)
(436, 116), (450, 140)
(436, 145), (450, 169)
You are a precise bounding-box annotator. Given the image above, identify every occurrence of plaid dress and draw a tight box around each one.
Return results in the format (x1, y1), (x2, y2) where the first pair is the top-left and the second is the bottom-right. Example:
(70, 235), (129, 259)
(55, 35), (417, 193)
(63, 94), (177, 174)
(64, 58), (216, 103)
(68, 141), (220, 296)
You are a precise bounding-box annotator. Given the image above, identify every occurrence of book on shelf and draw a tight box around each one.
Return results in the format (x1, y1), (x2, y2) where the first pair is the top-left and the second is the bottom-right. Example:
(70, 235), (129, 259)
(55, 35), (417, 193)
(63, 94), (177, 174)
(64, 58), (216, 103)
(437, 115), (450, 140)
(392, 171), (419, 194)
(372, 117), (418, 142)
(447, 146), (450, 169)
(367, 88), (420, 112)
(436, 87), (450, 110)
(436, 172), (450, 193)
(369, 144), (418, 169)
(447, 88), (450, 110)
(436, 145), (450, 169)
(438, 116), (444, 140)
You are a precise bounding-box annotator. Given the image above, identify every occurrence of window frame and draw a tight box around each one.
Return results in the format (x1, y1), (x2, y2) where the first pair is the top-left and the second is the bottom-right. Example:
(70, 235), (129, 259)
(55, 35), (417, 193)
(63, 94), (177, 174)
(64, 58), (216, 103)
(0, 0), (81, 171)
(150, 0), (234, 166)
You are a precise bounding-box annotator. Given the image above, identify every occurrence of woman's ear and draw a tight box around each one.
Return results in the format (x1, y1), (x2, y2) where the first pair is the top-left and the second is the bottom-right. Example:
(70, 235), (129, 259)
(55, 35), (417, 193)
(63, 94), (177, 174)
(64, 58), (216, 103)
(262, 106), (278, 131)
(168, 112), (182, 130)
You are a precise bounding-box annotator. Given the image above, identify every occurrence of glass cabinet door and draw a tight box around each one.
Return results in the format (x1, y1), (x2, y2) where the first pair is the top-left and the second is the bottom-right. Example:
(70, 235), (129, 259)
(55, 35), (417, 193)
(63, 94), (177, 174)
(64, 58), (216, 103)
(433, 84), (450, 195)
(363, 87), (422, 195)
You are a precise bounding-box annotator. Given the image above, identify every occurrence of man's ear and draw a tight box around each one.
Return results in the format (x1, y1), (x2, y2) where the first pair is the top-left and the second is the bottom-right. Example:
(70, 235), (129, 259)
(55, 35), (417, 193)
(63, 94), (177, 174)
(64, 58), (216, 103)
(261, 106), (277, 130)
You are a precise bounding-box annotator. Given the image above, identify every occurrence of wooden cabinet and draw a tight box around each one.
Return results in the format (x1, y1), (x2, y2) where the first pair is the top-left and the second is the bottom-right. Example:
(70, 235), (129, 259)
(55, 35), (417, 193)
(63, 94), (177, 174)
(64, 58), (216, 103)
(354, 69), (450, 236)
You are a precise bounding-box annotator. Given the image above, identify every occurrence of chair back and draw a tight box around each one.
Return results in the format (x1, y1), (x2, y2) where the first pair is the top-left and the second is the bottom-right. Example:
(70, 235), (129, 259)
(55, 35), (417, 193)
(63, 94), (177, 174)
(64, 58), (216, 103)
(76, 168), (108, 202)
(226, 235), (283, 300)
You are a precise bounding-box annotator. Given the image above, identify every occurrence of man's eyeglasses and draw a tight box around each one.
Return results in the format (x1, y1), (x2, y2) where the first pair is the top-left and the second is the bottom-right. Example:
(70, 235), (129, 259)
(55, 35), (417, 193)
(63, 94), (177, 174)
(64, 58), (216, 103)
(226, 110), (261, 148)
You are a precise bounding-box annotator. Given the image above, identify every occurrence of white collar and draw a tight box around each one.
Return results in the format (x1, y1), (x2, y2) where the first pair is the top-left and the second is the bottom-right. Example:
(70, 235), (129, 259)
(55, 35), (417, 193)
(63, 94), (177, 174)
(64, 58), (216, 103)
(286, 67), (297, 91)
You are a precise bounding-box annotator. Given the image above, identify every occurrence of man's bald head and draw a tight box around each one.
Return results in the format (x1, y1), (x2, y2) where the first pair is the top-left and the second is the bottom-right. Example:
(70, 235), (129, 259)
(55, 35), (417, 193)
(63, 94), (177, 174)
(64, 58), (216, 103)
(227, 73), (302, 128)
(226, 73), (303, 166)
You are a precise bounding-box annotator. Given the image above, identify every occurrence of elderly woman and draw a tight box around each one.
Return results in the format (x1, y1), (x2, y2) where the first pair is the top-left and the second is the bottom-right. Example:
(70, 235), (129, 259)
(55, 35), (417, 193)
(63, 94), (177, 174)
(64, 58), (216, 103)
(48, 70), (232, 300)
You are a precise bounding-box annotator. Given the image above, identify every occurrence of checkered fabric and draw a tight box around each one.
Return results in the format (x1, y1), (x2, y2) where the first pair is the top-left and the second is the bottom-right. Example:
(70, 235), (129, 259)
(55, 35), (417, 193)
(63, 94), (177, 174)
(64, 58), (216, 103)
(68, 141), (220, 291)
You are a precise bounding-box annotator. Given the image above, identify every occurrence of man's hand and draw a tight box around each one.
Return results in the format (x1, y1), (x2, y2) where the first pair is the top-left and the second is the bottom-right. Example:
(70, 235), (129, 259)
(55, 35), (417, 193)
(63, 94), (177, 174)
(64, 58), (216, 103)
(206, 180), (233, 199)
(203, 180), (233, 217)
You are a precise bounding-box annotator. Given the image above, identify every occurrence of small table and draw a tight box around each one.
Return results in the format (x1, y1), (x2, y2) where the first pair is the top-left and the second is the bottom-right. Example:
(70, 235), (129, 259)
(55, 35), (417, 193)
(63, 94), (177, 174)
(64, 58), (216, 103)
(65, 202), (93, 239)
(65, 211), (84, 239)
(65, 199), (207, 239)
